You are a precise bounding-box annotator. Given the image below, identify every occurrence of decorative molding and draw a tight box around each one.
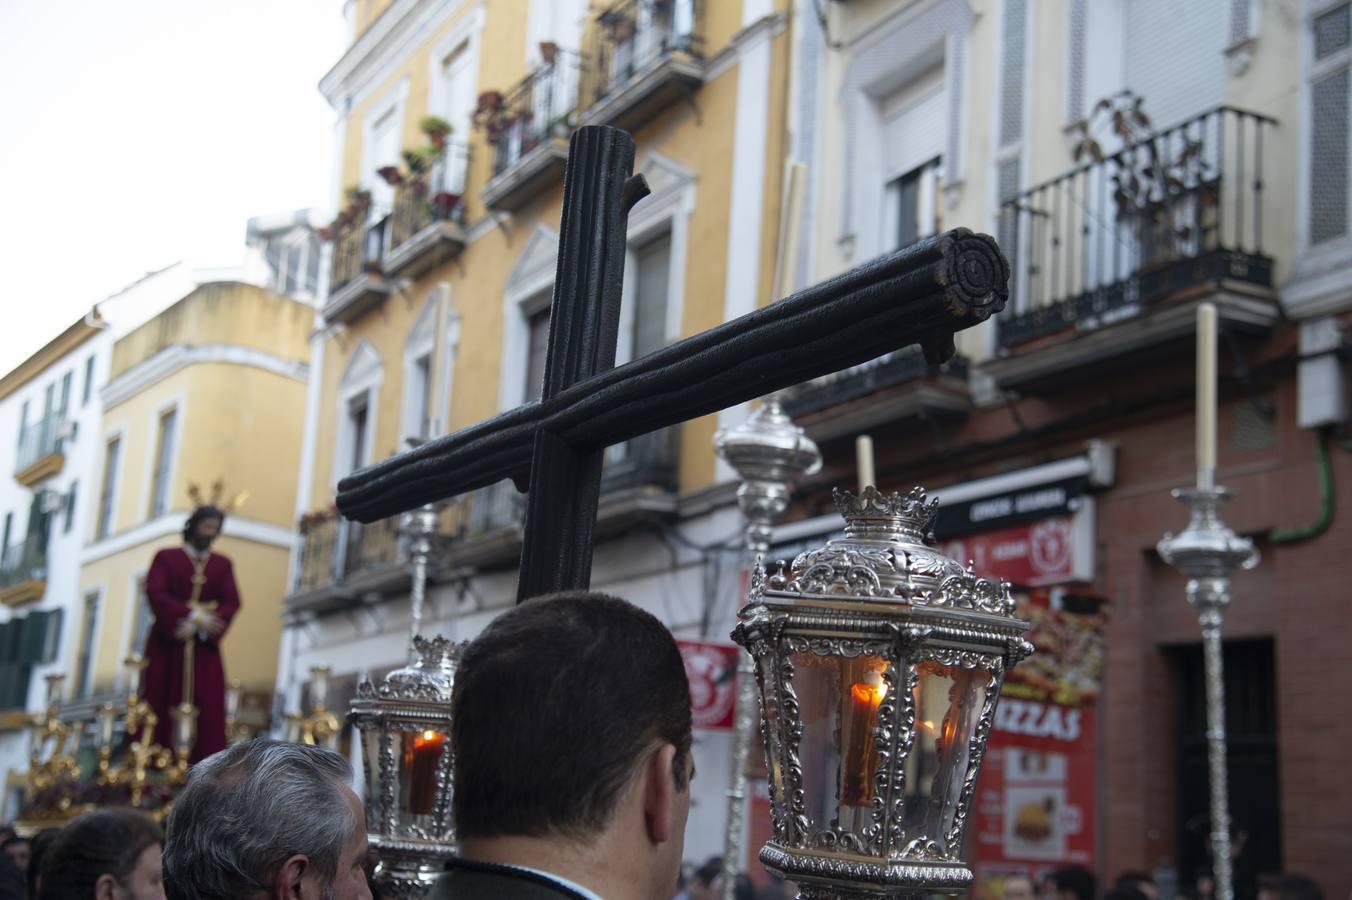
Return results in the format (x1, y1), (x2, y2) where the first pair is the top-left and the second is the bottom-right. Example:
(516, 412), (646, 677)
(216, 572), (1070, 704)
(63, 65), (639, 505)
(716, 11), (778, 453)
(81, 512), (294, 565)
(839, 0), (975, 255)
(704, 12), (787, 82)
(320, 0), (471, 111)
(102, 344), (308, 409)
(498, 225), (561, 411)
(1283, 247), (1352, 319)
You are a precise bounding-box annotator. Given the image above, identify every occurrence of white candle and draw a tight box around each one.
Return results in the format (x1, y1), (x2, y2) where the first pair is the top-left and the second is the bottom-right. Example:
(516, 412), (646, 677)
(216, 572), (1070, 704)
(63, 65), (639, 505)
(855, 435), (875, 493)
(1197, 303), (1218, 486)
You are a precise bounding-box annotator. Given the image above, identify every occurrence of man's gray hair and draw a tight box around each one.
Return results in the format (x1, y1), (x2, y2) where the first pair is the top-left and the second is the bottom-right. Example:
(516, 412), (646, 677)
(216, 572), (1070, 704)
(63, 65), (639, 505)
(163, 739), (357, 900)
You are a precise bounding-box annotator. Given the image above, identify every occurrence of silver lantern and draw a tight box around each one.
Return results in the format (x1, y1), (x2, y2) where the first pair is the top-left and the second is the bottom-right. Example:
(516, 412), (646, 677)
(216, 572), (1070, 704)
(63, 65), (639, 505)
(732, 486), (1033, 899)
(349, 635), (462, 896)
(348, 504), (462, 897)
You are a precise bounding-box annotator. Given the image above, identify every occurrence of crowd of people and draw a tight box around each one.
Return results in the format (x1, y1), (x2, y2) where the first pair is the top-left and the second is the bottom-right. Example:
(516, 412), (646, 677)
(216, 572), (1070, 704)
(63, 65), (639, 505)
(1000, 865), (1328, 900)
(0, 593), (1340, 900)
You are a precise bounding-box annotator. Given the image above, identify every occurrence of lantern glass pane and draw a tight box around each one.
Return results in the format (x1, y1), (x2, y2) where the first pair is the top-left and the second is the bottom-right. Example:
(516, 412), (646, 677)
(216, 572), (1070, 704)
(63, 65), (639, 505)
(755, 654), (786, 822)
(362, 726), (384, 826)
(789, 651), (890, 846)
(902, 660), (992, 854)
(397, 727), (449, 828)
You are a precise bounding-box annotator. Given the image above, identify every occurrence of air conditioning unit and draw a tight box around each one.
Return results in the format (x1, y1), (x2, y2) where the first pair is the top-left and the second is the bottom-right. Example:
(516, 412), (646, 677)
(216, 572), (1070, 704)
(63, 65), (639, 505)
(56, 419), (78, 442)
(38, 489), (66, 515)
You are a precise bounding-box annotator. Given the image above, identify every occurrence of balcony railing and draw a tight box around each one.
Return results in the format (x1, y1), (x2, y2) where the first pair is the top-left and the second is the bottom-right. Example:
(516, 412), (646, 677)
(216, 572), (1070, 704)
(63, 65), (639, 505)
(780, 350), (968, 419)
(329, 207), (389, 296)
(386, 142), (471, 253)
(295, 514), (402, 594)
(487, 51), (581, 180)
(0, 538), (48, 601)
(16, 414), (67, 475)
(997, 106), (1275, 348)
(602, 427), (679, 494)
(582, 0), (704, 111)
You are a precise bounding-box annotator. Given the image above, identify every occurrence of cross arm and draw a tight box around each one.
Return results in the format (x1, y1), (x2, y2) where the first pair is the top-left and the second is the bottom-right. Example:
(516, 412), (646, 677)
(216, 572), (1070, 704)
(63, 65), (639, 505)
(336, 227), (1007, 522)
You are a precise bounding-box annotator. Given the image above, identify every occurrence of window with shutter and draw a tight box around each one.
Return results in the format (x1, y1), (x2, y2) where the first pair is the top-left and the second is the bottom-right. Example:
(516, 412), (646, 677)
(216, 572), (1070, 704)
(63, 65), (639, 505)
(1311, 69), (1350, 245)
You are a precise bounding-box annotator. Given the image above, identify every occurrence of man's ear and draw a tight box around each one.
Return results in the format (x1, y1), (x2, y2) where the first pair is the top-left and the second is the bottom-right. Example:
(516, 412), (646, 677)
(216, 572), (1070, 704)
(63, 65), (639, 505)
(642, 743), (680, 845)
(94, 873), (119, 900)
(273, 854), (310, 899)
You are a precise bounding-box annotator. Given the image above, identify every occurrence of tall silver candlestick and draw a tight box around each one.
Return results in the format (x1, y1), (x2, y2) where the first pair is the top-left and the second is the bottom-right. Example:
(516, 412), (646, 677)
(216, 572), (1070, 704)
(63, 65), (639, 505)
(713, 395), (821, 900)
(403, 503), (440, 656)
(1158, 486), (1258, 900)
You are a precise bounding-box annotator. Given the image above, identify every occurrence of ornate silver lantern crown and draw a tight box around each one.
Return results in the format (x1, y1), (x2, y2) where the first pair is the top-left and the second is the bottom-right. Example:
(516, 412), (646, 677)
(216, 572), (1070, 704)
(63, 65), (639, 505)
(768, 487), (1016, 616)
(735, 486), (1031, 899)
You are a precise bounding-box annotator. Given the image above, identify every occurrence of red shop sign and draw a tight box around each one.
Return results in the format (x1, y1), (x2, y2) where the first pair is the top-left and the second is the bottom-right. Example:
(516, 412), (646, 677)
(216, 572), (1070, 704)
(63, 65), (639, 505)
(677, 639), (740, 731)
(939, 516), (1079, 586)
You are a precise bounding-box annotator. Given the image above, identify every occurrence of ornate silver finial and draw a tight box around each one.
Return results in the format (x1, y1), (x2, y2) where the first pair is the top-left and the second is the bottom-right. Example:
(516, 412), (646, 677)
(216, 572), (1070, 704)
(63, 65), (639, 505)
(834, 485), (940, 542)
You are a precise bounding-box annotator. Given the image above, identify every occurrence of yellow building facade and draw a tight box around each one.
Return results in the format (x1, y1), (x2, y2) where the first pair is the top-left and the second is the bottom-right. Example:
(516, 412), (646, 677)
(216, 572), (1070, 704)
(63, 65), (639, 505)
(284, 0), (796, 867)
(80, 282), (311, 702)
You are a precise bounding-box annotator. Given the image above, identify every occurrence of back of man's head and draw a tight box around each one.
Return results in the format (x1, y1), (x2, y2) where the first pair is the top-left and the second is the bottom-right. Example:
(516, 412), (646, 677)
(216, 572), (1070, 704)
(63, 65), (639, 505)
(1047, 866), (1098, 900)
(38, 809), (161, 899)
(163, 739), (356, 900)
(452, 591), (693, 841)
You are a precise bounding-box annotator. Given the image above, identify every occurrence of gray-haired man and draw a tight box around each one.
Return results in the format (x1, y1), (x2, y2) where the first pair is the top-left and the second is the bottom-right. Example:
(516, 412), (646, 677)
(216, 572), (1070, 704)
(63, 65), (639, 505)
(163, 739), (372, 900)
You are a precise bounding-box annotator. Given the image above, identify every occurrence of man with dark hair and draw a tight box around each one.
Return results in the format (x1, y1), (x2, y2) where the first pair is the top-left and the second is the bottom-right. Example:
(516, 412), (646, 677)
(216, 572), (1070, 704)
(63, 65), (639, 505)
(1043, 866), (1098, 900)
(162, 739), (371, 900)
(142, 505), (240, 761)
(38, 808), (164, 899)
(431, 592), (694, 900)
(0, 837), (28, 879)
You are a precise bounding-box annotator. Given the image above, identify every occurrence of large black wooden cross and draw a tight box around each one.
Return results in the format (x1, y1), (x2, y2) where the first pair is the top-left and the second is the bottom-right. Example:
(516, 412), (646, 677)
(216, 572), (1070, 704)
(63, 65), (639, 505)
(337, 126), (1008, 603)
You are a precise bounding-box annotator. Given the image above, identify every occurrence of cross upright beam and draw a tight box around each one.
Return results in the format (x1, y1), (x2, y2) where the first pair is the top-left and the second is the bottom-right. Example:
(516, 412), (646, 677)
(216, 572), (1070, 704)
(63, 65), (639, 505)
(518, 126), (649, 600)
(335, 126), (1010, 603)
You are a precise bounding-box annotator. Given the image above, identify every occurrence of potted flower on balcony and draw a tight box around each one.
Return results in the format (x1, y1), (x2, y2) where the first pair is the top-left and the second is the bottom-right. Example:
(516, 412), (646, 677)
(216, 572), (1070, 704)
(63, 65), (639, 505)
(600, 8), (636, 42)
(345, 185), (372, 209)
(419, 115), (453, 149)
(538, 41), (560, 65)
(473, 90), (504, 128)
(376, 165), (403, 186)
(431, 191), (461, 220)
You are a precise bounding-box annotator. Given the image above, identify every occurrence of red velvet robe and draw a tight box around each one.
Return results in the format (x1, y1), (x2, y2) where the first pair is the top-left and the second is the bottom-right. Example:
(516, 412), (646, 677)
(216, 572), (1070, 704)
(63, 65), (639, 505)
(143, 547), (240, 762)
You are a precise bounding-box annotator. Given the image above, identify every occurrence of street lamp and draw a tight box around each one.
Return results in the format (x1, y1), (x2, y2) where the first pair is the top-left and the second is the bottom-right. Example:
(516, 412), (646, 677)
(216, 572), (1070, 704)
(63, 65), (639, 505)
(713, 395), (821, 900)
(733, 486), (1032, 898)
(348, 504), (463, 897)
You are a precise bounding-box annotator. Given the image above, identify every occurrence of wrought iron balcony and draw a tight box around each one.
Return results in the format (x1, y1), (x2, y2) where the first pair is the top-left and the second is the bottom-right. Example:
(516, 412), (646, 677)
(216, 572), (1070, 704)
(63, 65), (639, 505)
(996, 106), (1276, 356)
(780, 350), (970, 441)
(384, 142), (471, 280)
(579, 0), (705, 131)
(481, 51), (581, 212)
(324, 207), (393, 325)
(15, 415), (68, 486)
(0, 538), (48, 608)
(601, 426), (679, 494)
(293, 514), (403, 596)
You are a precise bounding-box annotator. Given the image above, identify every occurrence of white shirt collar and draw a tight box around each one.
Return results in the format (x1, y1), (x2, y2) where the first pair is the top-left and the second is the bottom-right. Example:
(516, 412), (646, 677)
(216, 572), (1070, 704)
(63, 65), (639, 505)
(506, 864), (604, 900)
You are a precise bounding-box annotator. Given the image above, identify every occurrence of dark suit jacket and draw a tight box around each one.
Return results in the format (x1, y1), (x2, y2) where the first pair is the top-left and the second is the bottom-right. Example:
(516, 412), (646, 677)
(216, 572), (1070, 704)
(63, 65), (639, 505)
(427, 859), (595, 900)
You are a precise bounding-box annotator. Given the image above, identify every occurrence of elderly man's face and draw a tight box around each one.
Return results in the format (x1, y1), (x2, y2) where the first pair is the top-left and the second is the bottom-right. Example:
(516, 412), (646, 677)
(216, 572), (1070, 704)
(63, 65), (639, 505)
(323, 786), (372, 900)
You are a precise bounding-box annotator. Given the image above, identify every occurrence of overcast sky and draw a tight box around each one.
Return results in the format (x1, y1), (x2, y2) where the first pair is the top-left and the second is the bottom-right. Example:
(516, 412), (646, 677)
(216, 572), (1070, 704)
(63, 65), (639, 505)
(0, 0), (344, 368)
